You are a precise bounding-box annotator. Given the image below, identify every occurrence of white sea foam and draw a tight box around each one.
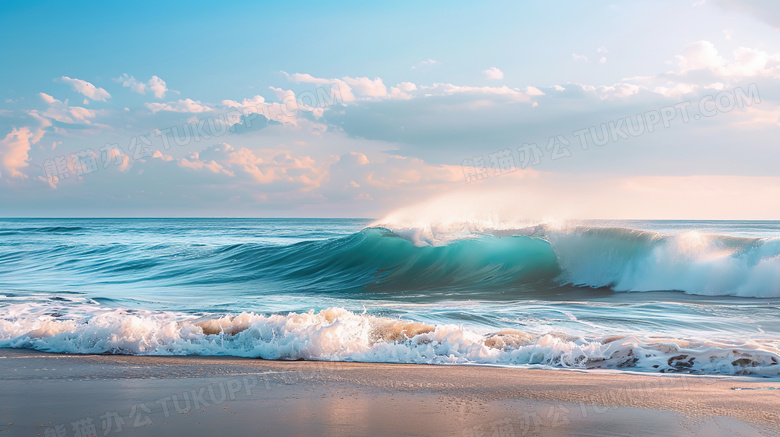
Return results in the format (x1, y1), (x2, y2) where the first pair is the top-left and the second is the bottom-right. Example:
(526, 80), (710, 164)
(548, 229), (780, 297)
(2, 305), (778, 376)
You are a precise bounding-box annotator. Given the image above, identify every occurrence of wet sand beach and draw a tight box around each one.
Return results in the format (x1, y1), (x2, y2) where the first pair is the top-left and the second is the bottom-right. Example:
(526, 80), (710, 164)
(1, 348), (778, 436)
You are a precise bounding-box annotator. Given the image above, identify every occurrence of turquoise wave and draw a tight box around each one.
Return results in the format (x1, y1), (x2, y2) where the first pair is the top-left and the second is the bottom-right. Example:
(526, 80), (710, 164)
(1, 223), (779, 298)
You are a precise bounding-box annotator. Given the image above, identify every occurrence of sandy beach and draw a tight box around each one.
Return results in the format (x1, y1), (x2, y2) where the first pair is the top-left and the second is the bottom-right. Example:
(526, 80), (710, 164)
(1, 348), (778, 437)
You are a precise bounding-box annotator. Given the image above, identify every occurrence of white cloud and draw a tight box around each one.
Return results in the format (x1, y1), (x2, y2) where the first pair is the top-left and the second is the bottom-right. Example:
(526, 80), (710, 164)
(677, 41), (726, 72)
(39, 92), (56, 105)
(57, 76), (111, 101)
(572, 53), (590, 63)
(341, 77), (388, 97)
(424, 83), (531, 102)
(727, 47), (777, 76)
(147, 76), (168, 98)
(221, 91), (314, 126)
(595, 83), (641, 99)
(288, 73), (393, 100)
(412, 59), (440, 70)
(115, 74), (169, 98)
(604, 41), (780, 102)
(388, 82), (418, 99)
(676, 41), (780, 78)
(221, 95), (266, 111)
(482, 67), (504, 80)
(286, 73), (356, 102)
(34, 93), (97, 124)
(115, 74), (146, 94)
(289, 73), (417, 101)
(145, 99), (212, 113)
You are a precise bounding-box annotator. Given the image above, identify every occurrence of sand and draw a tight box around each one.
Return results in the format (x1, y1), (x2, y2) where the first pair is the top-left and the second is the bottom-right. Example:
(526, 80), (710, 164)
(1, 348), (778, 436)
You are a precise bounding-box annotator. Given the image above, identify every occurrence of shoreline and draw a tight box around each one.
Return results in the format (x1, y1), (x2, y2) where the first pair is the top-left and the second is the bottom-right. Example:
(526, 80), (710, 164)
(2, 348), (779, 436)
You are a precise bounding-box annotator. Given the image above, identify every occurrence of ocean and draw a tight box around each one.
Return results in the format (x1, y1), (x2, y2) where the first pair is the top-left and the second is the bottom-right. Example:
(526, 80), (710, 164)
(1, 218), (778, 377)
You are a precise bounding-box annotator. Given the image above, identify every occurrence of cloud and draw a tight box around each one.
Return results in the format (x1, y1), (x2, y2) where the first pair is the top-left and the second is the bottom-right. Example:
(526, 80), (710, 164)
(423, 83), (531, 101)
(341, 77), (388, 97)
(177, 143), (326, 189)
(728, 103), (780, 127)
(151, 150), (174, 161)
(106, 147), (131, 172)
(178, 154), (233, 176)
(482, 67), (504, 80)
(287, 73), (410, 101)
(322, 75), (769, 167)
(595, 82), (642, 99)
(285, 73), (356, 102)
(221, 95), (267, 112)
(676, 40), (780, 78)
(677, 41), (726, 72)
(221, 89), (326, 126)
(147, 76), (168, 98)
(33, 93), (98, 125)
(0, 127), (35, 178)
(412, 59), (440, 70)
(388, 82), (418, 99)
(652, 83), (699, 98)
(287, 73), (389, 101)
(145, 99), (212, 113)
(605, 40), (780, 104)
(572, 53), (590, 63)
(115, 74), (146, 94)
(115, 74), (169, 98)
(57, 77), (111, 101)
(319, 151), (464, 206)
(597, 47), (609, 64)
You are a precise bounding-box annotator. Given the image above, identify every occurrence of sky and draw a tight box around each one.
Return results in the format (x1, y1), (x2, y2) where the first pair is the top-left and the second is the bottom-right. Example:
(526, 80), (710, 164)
(0, 0), (779, 219)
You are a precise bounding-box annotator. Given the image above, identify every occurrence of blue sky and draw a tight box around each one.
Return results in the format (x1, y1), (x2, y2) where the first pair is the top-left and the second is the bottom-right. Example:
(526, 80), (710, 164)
(1, 0), (779, 218)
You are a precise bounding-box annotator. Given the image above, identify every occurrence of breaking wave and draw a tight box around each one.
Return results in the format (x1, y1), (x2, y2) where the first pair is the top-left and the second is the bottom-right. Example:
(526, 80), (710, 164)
(2, 224), (779, 297)
(1, 305), (777, 376)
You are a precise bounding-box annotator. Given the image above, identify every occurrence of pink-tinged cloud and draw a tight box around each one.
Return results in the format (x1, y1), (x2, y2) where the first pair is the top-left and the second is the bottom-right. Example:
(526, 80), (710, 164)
(57, 76), (111, 101)
(115, 74), (169, 98)
(34, 93), (97, 124)
(177, 143), (326, 188)
(0, 127), (34, 178)
(482, 67), (504, 80)
(341, 77), (388, 97)
(145, 99), (212, 113)
(677, 40), (780, 78)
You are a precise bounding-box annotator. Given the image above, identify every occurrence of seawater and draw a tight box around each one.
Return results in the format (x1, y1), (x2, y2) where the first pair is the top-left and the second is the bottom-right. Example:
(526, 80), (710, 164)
(1, 218), (778, 376)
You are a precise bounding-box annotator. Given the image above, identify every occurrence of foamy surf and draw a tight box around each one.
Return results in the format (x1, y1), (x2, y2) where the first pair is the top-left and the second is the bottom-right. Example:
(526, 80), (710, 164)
(2, 304), (778, 377)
